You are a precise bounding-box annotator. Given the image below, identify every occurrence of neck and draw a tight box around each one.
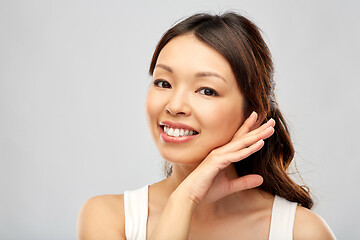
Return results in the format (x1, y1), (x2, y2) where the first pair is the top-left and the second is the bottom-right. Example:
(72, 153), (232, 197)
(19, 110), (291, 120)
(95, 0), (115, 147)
(167, 162), (200, 188)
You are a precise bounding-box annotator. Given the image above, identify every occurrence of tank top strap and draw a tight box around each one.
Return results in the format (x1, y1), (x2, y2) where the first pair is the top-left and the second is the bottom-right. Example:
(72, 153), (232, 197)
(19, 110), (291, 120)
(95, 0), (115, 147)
(124, 185), (149, 240)
(268, 195), (298, 240)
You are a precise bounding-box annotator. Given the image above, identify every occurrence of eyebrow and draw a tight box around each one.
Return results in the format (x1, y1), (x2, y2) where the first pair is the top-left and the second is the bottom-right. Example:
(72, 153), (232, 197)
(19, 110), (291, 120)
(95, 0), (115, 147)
(195, 72), (227, 83)
(155, 64), (227, 83)
(156, 64), (173, 73)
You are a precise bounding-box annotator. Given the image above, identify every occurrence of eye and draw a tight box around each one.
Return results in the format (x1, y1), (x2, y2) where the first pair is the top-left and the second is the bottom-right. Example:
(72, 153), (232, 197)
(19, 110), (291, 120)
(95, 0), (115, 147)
(153, 79), (172, 89)
(197, 87), (218, 96)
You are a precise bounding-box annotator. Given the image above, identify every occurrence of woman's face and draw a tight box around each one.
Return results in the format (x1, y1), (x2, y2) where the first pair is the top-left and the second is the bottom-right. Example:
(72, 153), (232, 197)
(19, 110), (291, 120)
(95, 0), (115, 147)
(146, 34), (246, 164)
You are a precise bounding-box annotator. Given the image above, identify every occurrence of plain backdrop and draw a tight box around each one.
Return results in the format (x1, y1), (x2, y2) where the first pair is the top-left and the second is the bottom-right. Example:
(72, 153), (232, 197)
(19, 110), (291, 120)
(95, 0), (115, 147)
(1, 0), (359, 239)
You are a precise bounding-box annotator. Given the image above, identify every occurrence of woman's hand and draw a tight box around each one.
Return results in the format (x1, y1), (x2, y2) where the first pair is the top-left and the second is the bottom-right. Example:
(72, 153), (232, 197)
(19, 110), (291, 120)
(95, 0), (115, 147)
(176, 111), (275, 206)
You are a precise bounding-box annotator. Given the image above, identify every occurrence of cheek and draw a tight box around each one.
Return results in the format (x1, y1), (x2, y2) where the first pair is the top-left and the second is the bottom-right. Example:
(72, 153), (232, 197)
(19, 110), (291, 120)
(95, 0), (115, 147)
(145, 90), (162, 136)
(145, 89), (161, 121)
(199, 102), (244, 146)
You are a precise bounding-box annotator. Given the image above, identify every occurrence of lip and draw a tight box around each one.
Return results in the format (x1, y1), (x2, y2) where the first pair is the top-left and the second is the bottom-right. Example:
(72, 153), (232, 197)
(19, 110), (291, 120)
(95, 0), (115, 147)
(159, 121), (198, 132)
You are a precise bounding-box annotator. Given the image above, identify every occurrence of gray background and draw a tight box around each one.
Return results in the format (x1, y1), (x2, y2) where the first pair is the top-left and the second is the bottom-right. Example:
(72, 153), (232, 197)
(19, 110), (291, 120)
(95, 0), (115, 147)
(1, 0), (359, 239)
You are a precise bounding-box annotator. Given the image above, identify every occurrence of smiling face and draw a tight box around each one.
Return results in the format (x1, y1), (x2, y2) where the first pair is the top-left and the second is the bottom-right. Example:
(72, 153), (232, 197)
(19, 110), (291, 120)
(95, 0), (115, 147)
(146, 34), (246, 164)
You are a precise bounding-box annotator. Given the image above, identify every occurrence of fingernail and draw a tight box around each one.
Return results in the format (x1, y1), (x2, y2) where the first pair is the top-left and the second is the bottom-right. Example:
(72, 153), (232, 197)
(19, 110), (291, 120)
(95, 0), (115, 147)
(250, 111), (257, 118)
(268, 118), (275, 124)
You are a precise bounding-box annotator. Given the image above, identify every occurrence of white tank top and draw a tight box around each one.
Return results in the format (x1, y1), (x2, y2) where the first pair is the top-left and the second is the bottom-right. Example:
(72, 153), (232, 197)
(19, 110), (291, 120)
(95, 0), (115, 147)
(124, 185), (298, 240)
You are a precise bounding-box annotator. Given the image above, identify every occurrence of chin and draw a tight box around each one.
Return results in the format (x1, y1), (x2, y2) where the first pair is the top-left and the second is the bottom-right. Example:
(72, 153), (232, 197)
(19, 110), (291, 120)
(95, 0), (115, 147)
(159, 149), (209, 165)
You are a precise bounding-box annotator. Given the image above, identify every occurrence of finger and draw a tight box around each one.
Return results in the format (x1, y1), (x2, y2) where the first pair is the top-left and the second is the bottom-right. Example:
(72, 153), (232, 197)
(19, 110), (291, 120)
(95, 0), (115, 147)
(233, 115), (275, 142)
(232, 111), (258, 139)
(226, 138), (265, 165)
(228, 174), (263, 194)
(206, 139), (265, 173)
(221, 125), (274, 154)
(247, 118), (275, 138)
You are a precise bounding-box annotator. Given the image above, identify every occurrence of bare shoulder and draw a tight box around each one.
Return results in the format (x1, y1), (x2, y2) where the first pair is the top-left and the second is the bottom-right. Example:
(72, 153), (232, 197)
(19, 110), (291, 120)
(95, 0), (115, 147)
(293, 206), (336, 240)
(77, 194), (125, 240)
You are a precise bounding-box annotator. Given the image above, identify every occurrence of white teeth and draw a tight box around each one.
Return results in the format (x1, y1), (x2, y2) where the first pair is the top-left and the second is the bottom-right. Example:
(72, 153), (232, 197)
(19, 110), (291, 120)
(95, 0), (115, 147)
(163, 126), (196, 137)
(174, 129), (180, 137)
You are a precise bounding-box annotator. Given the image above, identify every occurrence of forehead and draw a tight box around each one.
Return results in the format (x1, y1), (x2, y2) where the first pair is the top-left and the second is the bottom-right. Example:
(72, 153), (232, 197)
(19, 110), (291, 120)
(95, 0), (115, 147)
(155, 34), (236, 83)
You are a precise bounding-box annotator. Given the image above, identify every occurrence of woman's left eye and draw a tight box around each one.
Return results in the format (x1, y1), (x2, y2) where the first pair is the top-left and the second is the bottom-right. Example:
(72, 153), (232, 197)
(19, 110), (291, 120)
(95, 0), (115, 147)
(197, 88), (219, 96)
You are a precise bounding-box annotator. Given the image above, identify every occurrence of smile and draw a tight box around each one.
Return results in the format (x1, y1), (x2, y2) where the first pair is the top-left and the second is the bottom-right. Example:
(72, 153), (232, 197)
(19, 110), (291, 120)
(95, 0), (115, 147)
(159, 121), (199, 143)
(163, 126), (197, 137)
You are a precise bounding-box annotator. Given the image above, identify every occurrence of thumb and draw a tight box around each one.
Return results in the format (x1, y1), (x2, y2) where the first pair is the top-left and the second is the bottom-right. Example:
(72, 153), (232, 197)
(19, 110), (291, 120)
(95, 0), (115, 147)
(228, 174), (263, 194)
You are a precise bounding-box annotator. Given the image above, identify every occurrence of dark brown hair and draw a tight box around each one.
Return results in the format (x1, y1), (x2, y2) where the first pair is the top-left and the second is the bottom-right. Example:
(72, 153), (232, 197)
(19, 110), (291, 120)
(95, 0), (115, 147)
(149, 12), (313, 209)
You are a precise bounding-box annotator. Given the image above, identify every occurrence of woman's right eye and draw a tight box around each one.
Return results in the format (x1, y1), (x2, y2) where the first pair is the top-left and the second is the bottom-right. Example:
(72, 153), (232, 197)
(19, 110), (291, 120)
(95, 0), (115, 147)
(153, 79), (172, 89)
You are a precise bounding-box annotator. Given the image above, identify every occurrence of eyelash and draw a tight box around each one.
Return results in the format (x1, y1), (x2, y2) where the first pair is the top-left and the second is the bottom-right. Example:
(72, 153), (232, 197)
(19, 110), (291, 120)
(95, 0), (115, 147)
(197, 87), (219, 96)
(153, 79), (171, 88)
(153, 79), (219, 96)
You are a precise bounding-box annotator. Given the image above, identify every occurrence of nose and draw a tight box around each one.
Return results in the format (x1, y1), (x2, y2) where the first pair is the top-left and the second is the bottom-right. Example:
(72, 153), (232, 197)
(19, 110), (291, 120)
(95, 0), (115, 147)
(165, 89), (191, 116)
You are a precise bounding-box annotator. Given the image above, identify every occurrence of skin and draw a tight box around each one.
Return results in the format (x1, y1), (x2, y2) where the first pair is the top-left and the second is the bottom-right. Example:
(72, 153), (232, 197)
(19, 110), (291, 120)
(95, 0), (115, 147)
(77, 34), (336, 240)
(146, 33), (246, 166)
